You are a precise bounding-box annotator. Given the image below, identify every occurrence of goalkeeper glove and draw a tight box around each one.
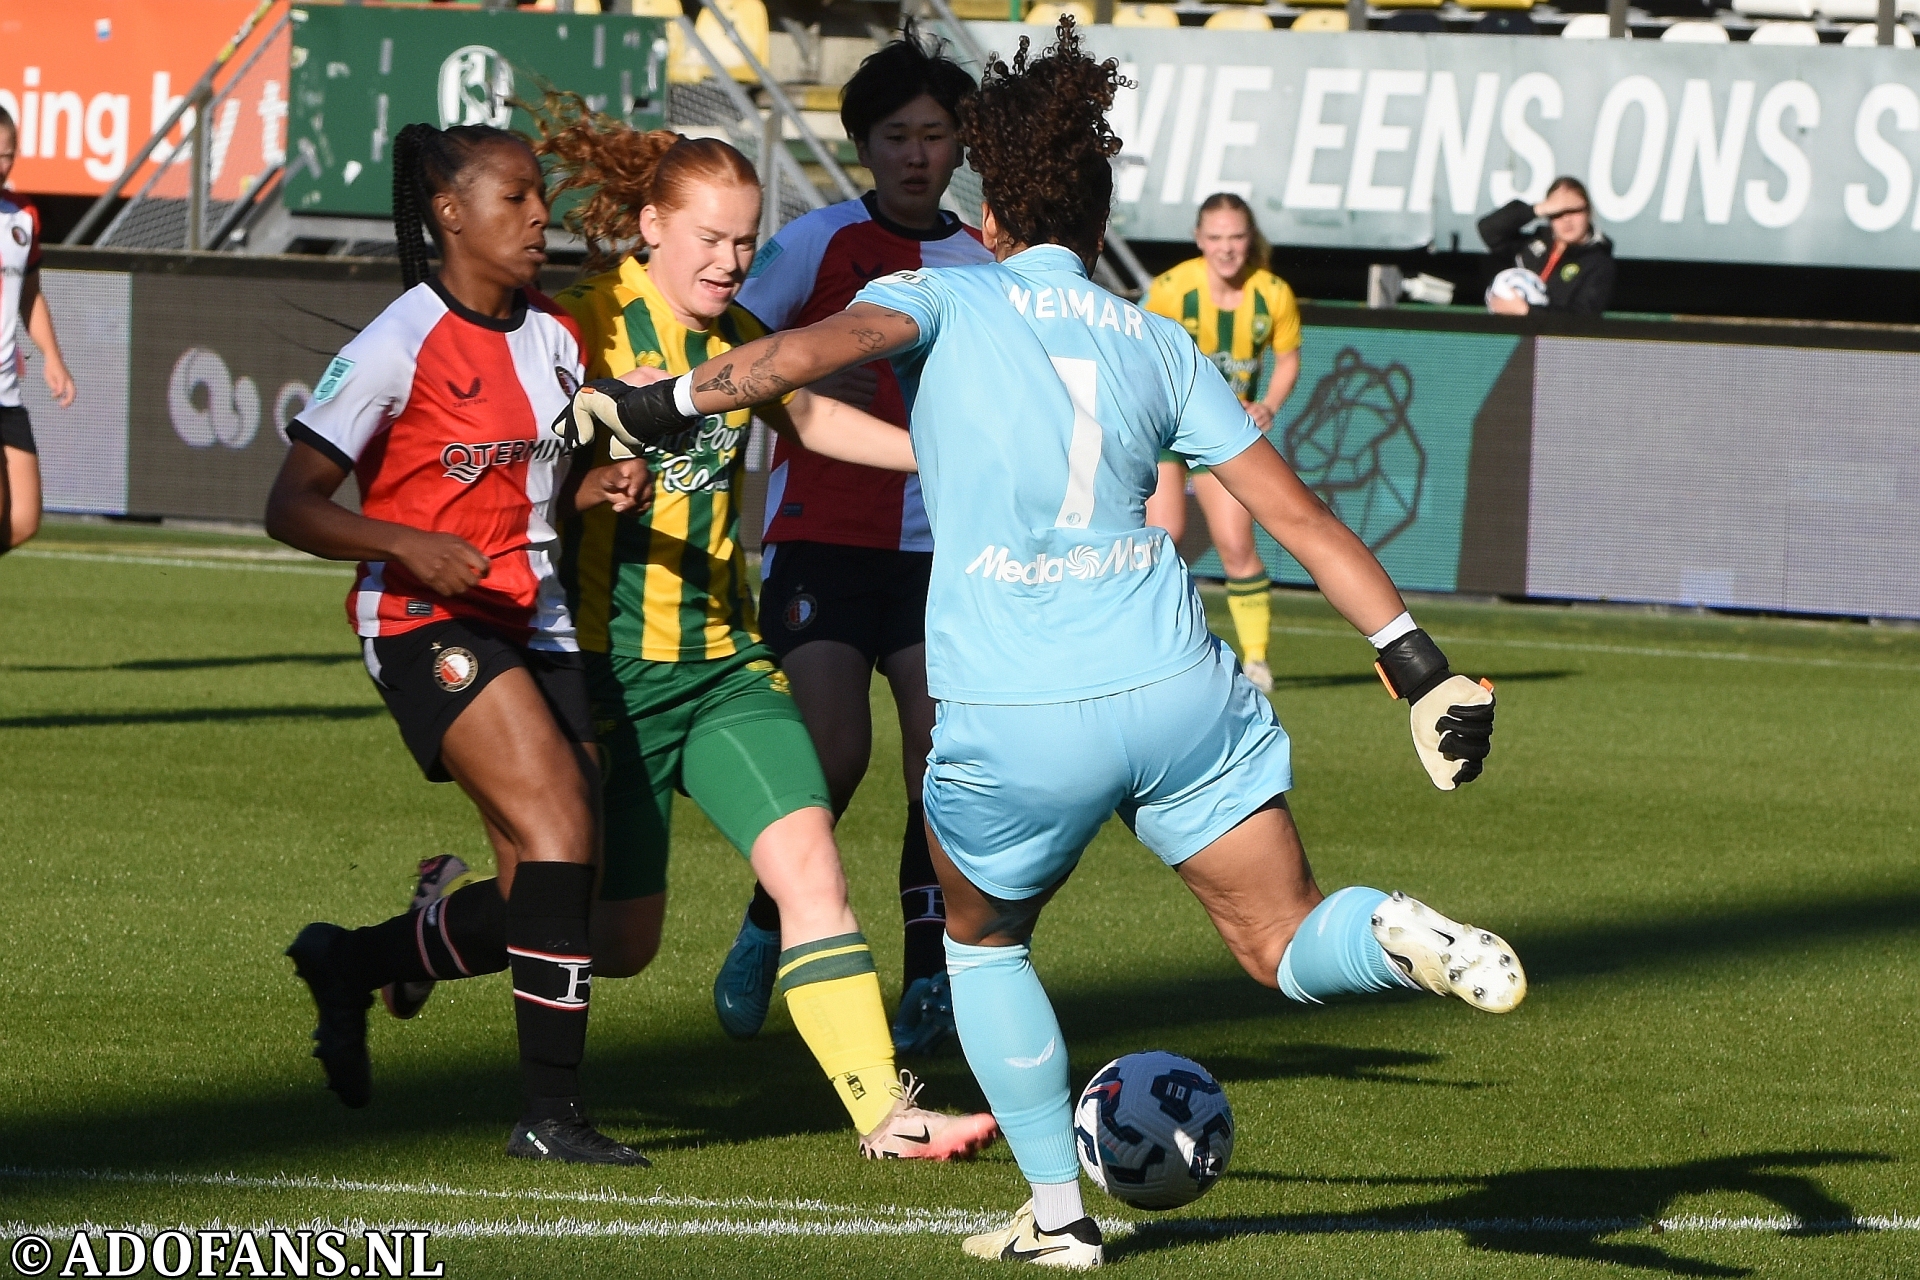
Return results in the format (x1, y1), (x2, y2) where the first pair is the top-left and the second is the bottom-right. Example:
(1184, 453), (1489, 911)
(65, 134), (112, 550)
(1373, 627), (1495, 791)
(551, 376), (698, 459)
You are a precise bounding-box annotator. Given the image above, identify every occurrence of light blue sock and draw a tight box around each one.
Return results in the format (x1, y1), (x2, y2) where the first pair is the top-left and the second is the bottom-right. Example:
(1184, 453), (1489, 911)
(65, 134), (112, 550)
(1277, 886), (1410, 1004)
(944, 935), (1078, 1185)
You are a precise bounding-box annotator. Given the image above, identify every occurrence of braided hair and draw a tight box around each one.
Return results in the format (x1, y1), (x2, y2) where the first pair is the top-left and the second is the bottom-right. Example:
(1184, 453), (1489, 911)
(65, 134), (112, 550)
(391, 121), (525, 289)
(530, 90), (757, 269)
(959, 17), (1124, 271)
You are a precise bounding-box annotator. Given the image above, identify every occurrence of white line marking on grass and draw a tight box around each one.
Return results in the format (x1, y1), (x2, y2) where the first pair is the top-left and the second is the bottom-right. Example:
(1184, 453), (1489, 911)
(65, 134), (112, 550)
(1139, 1213), (1920, 1237)
(1269, 625), (1920, 674)
(6, 1214), (1919, 1242)
(12, 549), (350, 576)
(0, 1167), (976, 1222)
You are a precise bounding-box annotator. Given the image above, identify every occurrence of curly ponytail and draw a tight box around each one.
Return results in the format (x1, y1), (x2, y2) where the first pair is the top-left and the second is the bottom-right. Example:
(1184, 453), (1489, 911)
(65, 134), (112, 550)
(389, 120), (527, 289)
(530, 89), (758, 269)
(960, 17), (1124, 271)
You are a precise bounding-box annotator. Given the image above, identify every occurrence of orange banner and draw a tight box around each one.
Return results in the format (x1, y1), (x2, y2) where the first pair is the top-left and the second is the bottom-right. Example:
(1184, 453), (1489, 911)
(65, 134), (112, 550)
(0, 0), (289, 198)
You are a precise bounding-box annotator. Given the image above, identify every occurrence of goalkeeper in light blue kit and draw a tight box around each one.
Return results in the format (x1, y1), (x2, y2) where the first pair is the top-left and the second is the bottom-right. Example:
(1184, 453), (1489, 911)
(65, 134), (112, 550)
(560, 18), (1524, 1268)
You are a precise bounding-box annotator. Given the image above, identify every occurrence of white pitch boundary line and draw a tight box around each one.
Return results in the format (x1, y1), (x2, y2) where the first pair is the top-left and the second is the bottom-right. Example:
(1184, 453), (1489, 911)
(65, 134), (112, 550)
(0, 1167), (973, 1223)
(1269, 624), (1920, 675)
(13, 549), (350, 577)
(6, 1215), (1920, 1243)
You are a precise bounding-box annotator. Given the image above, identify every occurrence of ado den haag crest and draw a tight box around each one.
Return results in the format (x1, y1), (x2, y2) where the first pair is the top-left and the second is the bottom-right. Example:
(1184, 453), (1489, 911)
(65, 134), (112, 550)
(1280, 348), (1426, 553)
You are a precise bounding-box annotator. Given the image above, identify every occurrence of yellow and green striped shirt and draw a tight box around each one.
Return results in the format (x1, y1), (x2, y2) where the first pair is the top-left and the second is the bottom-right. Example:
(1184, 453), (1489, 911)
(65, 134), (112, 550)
(554, 258), (787, 662)
(1144, 259), (1301, 400)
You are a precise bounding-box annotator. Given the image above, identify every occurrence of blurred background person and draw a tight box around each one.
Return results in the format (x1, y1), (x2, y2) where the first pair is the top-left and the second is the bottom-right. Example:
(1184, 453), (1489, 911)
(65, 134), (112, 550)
(1144, 192), (1300, 694)
(1480, 177), (1615, 316)
(0, 106), (77, 553)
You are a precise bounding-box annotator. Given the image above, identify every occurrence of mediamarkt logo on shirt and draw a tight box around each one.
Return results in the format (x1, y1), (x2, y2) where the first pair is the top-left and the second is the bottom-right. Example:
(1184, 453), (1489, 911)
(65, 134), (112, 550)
(963, 532), (1166, 586)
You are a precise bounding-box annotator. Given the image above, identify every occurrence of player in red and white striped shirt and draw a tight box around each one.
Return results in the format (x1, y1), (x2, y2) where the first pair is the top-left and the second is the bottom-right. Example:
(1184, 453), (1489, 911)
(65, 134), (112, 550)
(0, 106), (77, 552)
(716, 29), (991, 1054)
(266, 122), (650, 1166)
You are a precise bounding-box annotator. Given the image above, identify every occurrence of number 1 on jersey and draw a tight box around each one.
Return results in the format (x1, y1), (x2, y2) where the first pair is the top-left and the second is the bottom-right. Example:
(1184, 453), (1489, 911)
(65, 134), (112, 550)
(1051, 356), (1102, 530)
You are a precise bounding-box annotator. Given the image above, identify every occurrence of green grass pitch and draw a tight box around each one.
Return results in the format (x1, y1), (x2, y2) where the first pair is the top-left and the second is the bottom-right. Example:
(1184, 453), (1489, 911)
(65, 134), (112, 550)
(3, 518), (1918, 1279)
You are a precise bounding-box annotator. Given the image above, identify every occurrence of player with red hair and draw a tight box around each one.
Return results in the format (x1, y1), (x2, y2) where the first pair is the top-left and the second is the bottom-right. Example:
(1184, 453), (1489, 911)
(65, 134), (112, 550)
(534, 102), (997, 1161)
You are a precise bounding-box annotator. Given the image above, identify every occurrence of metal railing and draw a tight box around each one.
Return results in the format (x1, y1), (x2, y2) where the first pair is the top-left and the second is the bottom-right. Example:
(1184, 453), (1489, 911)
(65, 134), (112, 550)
(67, 0), (286, 249)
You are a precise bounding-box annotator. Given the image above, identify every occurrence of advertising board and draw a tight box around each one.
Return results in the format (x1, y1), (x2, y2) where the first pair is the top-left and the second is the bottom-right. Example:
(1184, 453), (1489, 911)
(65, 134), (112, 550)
(969, 24), (1920, 271)
(285, 6), (671, 218)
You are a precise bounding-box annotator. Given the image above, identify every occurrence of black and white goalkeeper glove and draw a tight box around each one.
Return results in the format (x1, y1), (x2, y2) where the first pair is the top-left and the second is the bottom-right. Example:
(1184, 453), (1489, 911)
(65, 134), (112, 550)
(550, 375), (699, 460)
(1372, 626), (1495, 791)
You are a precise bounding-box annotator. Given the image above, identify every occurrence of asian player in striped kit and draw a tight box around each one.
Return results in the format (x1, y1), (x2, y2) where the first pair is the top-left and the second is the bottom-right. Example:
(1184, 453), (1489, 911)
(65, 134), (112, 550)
(565, 18), (1525, 1266)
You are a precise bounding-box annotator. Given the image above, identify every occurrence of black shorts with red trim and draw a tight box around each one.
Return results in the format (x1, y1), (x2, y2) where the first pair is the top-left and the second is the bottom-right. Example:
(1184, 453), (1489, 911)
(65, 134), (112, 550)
(757, 541), (931, 664)
(362, 617), (593, 782)
(0, 405), (37, 454)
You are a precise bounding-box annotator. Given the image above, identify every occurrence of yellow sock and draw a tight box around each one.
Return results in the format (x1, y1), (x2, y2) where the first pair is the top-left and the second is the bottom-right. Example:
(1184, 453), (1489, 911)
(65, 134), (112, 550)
(777, 933), (899, 1135)
(1225, 575), (1272, 665)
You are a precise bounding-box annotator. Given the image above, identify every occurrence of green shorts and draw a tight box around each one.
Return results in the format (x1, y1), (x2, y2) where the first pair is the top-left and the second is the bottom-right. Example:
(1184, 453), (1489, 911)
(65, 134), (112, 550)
(1158, 449), (1206, 475)
(588, 644), (831, 900)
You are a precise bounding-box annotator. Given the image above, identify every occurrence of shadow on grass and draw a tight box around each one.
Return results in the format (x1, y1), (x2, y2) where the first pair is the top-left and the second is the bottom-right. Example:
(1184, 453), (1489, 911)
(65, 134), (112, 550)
(3, 653), (358, 673)
(1120, 1151), (1891, 1276)
(0, 704), (383, 730)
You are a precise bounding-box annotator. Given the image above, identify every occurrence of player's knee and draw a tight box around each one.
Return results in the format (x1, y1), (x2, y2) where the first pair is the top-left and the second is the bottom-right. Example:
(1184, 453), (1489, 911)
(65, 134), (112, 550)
(9, 508), (37, 549)
(1228, 933), (1288, 989)
(594, 933), (659, 979)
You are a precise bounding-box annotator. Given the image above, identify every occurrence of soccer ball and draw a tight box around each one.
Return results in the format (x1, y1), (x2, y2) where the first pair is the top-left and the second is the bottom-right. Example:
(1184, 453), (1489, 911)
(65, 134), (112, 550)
(1073, 1051), (1234, 1210)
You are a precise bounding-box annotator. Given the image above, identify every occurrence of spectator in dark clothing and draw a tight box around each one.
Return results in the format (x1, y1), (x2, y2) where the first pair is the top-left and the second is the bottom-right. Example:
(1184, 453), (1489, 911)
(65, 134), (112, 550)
(1478, 176), (1615, 316)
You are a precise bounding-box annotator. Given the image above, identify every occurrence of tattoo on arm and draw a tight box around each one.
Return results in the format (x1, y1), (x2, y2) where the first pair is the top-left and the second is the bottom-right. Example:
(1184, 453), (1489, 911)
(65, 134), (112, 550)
(694, 363), (740, 398)
(850, 327), (888, 354)
(741, 339), (796, 403)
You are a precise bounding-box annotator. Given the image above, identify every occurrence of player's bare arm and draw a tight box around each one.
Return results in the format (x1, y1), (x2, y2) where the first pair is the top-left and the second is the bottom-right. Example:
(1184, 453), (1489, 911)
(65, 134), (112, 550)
(265, 442), (490, 596)
(761, 392), (917, 473)
(691, 304), (920, 412)
(1207, 438), (1405, 636)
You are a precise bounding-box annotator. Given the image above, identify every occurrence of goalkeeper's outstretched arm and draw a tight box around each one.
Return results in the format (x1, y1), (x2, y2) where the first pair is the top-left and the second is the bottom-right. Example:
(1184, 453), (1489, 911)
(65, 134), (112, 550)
(1210, 438), (1497, 791)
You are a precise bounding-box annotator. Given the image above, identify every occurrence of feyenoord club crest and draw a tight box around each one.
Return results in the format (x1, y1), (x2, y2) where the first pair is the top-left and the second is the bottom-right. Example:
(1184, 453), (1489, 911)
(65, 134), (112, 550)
(10, 226), (26, 246)
(555, 366), (579, 397)
(784, 593), (819, 631)
(432, 645), (480, 692)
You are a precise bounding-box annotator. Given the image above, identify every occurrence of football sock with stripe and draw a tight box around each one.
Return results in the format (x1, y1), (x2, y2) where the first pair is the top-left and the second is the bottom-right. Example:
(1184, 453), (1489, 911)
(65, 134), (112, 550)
(944, 937), (1079, 1186)
(898, 803), (946, 988)
(507, 861), (596, 1121)
(342, 877), (507, 990)
(776, 933), (898, 1135)
(1277, 886), (1416, 1003)
(1225, 574), (1272, 666)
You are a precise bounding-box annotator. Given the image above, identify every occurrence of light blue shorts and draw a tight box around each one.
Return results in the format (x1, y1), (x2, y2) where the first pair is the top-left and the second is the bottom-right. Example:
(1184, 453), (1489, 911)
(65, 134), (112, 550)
(923, 637), (1294, 901)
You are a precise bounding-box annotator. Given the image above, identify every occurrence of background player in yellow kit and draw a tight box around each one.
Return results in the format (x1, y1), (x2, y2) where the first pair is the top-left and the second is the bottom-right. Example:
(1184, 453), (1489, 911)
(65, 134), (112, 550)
(1144, 193), (1300, 693)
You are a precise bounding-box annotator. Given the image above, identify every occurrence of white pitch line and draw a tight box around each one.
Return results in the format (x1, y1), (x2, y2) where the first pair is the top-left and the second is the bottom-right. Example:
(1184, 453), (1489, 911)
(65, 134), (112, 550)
(0, 1167), (976, 1223)
(1268, 624), (1920, 674)
(7, 1214), (1920, 1243)
(12, 549), (349, 577)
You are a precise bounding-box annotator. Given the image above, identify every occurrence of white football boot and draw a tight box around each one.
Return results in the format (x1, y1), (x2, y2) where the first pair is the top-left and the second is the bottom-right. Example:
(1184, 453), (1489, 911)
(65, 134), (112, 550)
(857, 1070), (1000, 1161)
(962, 1201), (1103, 1269)
(1370, 891), (1527, 1013)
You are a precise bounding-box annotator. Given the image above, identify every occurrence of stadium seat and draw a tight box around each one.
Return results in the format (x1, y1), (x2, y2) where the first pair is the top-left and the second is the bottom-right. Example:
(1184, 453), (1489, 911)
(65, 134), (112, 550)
(1747, 18), (1821, 39)
(1841, 19), (1917, 39)
(1205, 7), (1274, 26)
(1026, 1), (1096, 23)
(669, 0), (772, 85)
(1463, 0), (1535, 9)
(1821, 0), (1918, 16)
(1560, 12), (1624, 35)
(1662, 19), (1731, 37)
(1471, 10), (1538, 31)
(1113, 3), (1182, 24)
(1383, 10), (1446, 27)
(1732, 0), (1814, 18)
(1291, 9), (1351, 29)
